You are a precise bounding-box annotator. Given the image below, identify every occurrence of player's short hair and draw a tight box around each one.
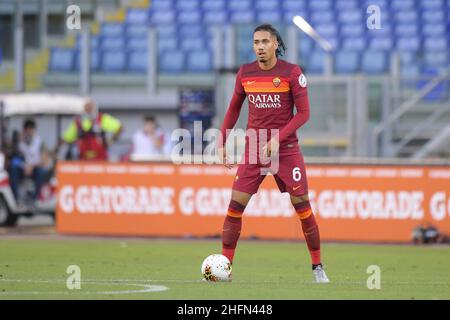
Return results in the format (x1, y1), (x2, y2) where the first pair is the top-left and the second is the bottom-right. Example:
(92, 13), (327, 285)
(144, 114), (156, 123)
(253, 24), (287, 57)
(23, 118), (36, 130)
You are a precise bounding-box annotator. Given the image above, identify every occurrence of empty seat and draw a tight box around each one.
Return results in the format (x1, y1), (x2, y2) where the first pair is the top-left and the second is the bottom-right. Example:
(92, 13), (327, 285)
(335, 0), (358, 10)
(128, 50), (147, 73)
(341, 37), (366, 51)
(340, 24), (365, 37)
(159, 51), (184, 73)
(75, 35), (99, 49)
(203, 11), (227, 24)
(310, 11), (334, 24)
(396, 37), (421, 51)
(257, 11), (281, 23)
(395, 24), (419, 37)
(181, 37), (205, 51)
(369, 37), (393, 51)
(229, 11), (255, 23)
(187, 51), (213, 73)
(127, 36), (148, 50)
(50, 48), (75, 72)
(255, 0), (278, 11)
(391, 0), (415, 10)
(101, 23), (124, 37)
(298, 35), (314, 56)
(314, 24), (338, 37)
(228, 0), (253, 11)
(361, 51), (387, 74)
(178, 10), (201, 24)
(338, 11), (362, 24)
(307, 50), (327, 74)
(421, 0), (444, 9)
(424, 52), (448, 67)
(418, 68), (447, 101)
(422, 24), (446, 36)
(424, 37), (447, 51)
(126, 24), (148, 37)
(394, 11), (418, 23)
(158, 37), (177, 52)
(100, 37), (125, 50)
(150, 10), (175, 24)
(178, 24), (204, 38)
(176, 0), (199, 11)
(282, 0), (307, 11)
(155, 25), (176, 38)
(150, 0), (174, 11)
(126, 8), (149, 24)
(309, 0), (332, 11)
(101, 50), (126, 73)
(335, 51), (359, 74)
(202, 0), (225, 10)
(422, 10), (445, 23)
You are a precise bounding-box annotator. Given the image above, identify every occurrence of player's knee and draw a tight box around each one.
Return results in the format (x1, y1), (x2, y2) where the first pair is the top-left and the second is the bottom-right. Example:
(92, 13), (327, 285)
(293, 199), (313, 220)
(227, 199), (246, 218)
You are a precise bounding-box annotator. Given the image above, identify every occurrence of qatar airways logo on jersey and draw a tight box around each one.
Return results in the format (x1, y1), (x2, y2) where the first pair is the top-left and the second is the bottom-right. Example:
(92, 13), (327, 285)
(248, 94), (281, 109)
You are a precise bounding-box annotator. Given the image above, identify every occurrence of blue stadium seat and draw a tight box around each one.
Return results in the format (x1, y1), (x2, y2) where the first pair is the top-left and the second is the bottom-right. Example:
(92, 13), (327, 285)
(187, 51), (213, 73)
(307, 50), (327, 74)
(203, 11), (228, 24)
(255, 0), (278, 11)
(181, 37), (205, 51)
(156, 25), (176, 38)
(101, 23), (124, 37)
(176, 0), (199, 11)
(341, 37), (366, 51)
(178, 10), (201, 24)
(364, 0), (388, 9)
(228, 0), (253, 11)
(100, 37), (125, 50)
(309, 0), (332, 11)
(395, 24), (419, 37)
(335, 0), (358, 10)
(338, 11), (362, 24)
(127, 36), (148, 50)
(128, 50), (147, 73)
(126, 8), (149, 24)
(421, 0), (445, 9)
(282, 0), (307, 11)
(314, 24), (338, 38)
(424, 37), (447, 51)
(361, 51), (388, 74)
(150, 10), (175, 24)
(126, 24), (148, 38)
(424, 52), (448, 68)
(422, 10), (445, 23)
(159, 51), (184, 73)
(394, 11), (418, 24)
(229, 11), (255, 23)
(202, 0), (225, 10)
(150, 0), (174, 11)
(257, 11), (282, 23)
(74, 49), (100, 72)
(418, 68), (447, 101)
(397, 37), (421, 51)
(369, 37), (393, 51)
(335, 51), (360, 74)
(310, 11), (334, 25)
(178, 24), (203, 38)
(50, 48), (75, 72)
(340, 23), (365, 37)
(75, 35), (99, 49)
(101, 50), (126, 73)
(422, 23), (446, 36)
(158, 37), (177, 52)
(391, 0), (415, 10)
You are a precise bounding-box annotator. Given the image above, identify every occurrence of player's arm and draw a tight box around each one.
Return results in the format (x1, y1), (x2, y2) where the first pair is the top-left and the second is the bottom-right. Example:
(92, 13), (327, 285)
(101, 114), (123, 143)
(218, 67), (246, 168)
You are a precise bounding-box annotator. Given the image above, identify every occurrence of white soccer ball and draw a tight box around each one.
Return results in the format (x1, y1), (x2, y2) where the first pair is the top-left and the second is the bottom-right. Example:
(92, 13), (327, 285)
(201, 254), (232, 282)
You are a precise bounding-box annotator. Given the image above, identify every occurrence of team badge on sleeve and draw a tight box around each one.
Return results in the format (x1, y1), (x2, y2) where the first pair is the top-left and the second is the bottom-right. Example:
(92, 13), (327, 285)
(298, 74), (307, 87)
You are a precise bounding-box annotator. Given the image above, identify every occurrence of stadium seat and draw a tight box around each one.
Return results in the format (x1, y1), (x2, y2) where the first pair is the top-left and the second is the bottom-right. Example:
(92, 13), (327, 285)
(155, 25), (176, 38)
(101, 50), (127, 73)
(127, 36), (148, 50)
(309, 0), (332, 11)
(100, 37), (125, 50)
(75, 35), (99, 49)
(229, 12), (255, 24)
(159, 51), (184, 73)
(394, 11), (418, 24)
(418, 68), (448, 101)
(335, 51), (360, 74)
(422, 10), (445, 23)
(422, 23), (446, 37)
(397, 37), (421, 51)
(74, 49), (100, 72)
(203, 11), (228, 24)
(228, 0), (253, 11)
(126, 24), (148, 38)
(255, 0), (278, 11)
(307, 50), (327, 74)
(50, 48), (75, 72)
(424, 37), (447, 51)
(335, 0), (358, 10)
(369, 37), (393, 51)
(178, 24), (204, 38)
(150, 0), (174, 11)
(298, 35), (314, 56)
(126, 8), (149, 24)
(424, 52), (448, 68)
(158, 37), (177, 52)
(187, 51), (213, 73)
(314, 24), (338, 38)
(101, 23), (124, 37)
(337, 11), (362, 24)
(421, 0), (445, 9)
(391, 0), (415, 10)
(361, 51), (388, 74)
(340, 23), (365, 37)
(178, 10), (201, 24)
(310, 11), (334, 25)
(176, 0), (199, 11)
(150, 10), (175, 24)
(202, 0), (225, 10)
(181, 37), (205, 51)
(128, 50), (148, 73)
(341, 37), (366, 51)
(395, 24), (419, 37)
(282, 0), (307, 11)
(364, 0), (388, 9)
(257, 11), (282, 23)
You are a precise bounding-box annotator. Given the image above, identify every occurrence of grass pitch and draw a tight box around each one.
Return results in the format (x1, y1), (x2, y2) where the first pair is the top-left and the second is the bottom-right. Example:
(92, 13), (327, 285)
(0, 237), (449, 300)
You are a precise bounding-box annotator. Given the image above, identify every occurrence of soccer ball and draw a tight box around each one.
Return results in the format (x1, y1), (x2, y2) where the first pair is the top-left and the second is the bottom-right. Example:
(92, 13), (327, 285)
(201, 254), (232, 282)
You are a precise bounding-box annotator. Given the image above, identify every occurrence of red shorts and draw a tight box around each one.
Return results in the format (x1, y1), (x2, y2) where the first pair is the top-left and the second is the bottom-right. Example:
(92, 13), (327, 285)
(232, 152), (309, 196)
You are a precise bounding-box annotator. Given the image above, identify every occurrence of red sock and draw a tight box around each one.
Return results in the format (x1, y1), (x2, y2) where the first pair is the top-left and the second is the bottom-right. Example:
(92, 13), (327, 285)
(294, 202), (322, 265)
(222, 200), (245, 263)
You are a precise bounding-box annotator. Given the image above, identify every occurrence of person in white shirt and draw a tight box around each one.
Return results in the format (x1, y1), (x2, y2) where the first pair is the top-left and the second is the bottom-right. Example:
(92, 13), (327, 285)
(132, 115), (170, 157)
(9, 119), (47, 201)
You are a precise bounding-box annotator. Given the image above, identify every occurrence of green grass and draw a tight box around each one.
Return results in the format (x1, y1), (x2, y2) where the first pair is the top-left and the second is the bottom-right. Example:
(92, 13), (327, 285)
(0, 238), (449, 299)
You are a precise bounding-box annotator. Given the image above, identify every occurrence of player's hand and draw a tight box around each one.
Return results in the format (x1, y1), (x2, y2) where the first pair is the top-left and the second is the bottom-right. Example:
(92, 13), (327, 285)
(218, 147), (233, 169)
(262, 138), (280, 158)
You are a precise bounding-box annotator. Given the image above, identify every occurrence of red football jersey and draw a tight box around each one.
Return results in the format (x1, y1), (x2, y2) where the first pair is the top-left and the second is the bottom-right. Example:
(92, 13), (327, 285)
(221, 58), (310, 157)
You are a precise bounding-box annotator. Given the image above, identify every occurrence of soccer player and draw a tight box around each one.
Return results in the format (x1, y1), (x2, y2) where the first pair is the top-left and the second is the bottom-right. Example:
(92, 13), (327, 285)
(218, 24), (329, 283)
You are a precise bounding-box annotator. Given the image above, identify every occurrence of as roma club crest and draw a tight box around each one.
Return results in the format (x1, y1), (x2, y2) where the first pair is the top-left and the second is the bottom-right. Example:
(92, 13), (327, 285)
(272, 77), (281, 87)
